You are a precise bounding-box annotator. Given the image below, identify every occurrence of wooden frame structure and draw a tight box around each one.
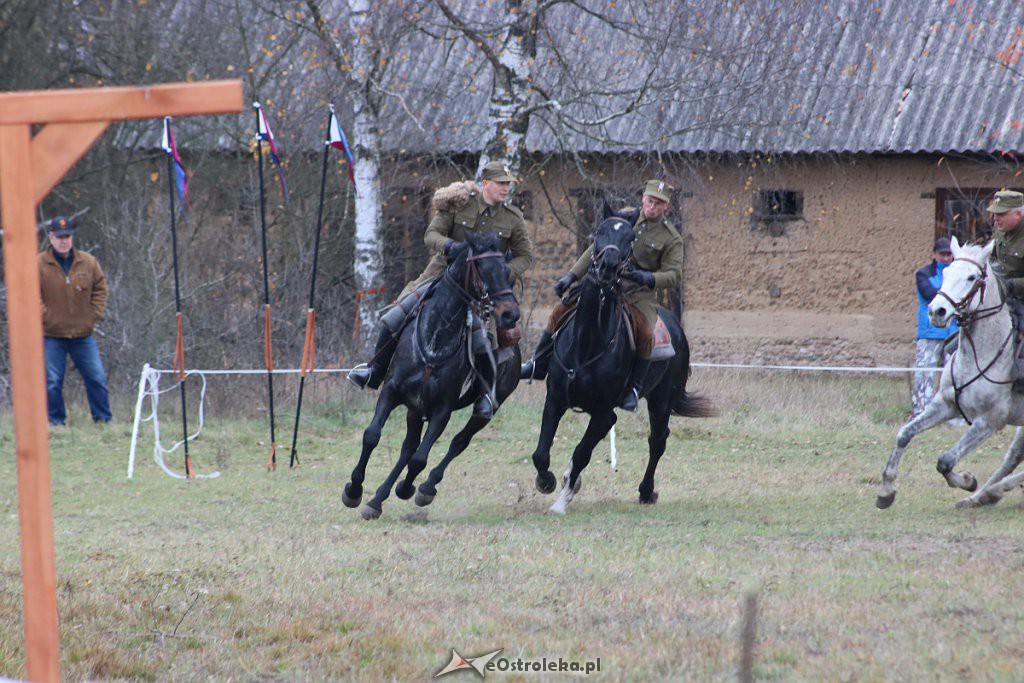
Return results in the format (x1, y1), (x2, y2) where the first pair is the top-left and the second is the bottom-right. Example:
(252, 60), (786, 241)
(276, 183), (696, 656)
(0, 80), (241, 682)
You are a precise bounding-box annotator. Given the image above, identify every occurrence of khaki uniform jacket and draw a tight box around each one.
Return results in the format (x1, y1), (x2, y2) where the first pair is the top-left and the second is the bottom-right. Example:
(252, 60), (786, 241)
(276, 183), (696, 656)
(406, 191), (533, 293)
(39, 248), (108, 338)
(569, 215), (684, 325)
(993, 225), (1024, 298)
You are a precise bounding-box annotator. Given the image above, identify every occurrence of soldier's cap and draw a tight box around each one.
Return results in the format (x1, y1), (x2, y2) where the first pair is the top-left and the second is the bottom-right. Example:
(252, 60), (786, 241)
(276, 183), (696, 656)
(480, 160), (517, 183)
(987, 190), (1024, 214)
(642, 179), (673, 203)
(39, 207), (89, 237)
(933, 237), (951, 254)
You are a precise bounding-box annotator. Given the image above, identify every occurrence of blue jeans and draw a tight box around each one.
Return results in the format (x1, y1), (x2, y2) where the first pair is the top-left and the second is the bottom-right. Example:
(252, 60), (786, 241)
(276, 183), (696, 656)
(44, 336), (112, 424)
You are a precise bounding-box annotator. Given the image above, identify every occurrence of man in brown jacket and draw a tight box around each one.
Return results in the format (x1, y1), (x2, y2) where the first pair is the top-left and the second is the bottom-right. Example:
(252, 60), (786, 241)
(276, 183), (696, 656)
(521, 179), (684, 411)
(39, 214), (112, 425)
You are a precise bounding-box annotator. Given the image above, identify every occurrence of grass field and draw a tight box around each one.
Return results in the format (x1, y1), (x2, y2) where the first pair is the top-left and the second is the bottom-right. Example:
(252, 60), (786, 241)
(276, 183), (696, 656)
(2, 370), (1024, 681)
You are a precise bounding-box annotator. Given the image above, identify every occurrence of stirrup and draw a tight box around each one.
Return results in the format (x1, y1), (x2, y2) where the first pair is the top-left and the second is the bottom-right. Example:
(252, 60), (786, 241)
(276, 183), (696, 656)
(619, 388), (640, 412)
(473, 395), (495, 419)
(347, 364), (372, 390)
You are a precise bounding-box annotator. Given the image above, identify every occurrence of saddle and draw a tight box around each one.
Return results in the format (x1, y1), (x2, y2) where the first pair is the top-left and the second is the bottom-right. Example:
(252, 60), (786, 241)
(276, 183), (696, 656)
(384, 278), (518, 355)
(548, 300), (674, 360)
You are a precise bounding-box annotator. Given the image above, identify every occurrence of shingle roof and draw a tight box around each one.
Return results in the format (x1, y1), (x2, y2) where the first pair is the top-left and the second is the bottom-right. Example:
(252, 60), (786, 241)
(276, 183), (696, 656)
(377, 0), (1024, 156)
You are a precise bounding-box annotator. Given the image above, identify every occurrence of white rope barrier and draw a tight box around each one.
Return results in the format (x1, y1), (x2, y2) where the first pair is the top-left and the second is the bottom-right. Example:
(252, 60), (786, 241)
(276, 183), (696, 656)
(129, 360), (937, 479)
(691, 362), (940, 374)
(128, 364), (358, 479)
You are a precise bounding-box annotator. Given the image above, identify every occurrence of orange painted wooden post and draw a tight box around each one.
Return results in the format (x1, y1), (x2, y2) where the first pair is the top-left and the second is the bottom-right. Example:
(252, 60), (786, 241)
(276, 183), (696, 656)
(0, 80), (241, 683)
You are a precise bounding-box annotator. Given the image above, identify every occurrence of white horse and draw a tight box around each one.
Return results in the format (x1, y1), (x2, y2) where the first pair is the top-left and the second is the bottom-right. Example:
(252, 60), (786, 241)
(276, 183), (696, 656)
(876, 237), (1024, 510)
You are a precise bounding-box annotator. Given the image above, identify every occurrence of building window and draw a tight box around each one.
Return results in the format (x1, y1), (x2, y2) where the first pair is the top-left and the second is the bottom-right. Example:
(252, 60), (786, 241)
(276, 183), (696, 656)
(934, 188), (998, 245)
(753, 189), (803, 222)
(381, 187), (432, 300)
(511, 189), (533, 221)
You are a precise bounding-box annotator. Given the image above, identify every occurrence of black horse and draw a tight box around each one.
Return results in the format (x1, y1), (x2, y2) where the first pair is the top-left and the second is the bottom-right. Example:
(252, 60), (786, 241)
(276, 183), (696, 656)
(343, 231), (521, 520)
(530, 209), (715, 513)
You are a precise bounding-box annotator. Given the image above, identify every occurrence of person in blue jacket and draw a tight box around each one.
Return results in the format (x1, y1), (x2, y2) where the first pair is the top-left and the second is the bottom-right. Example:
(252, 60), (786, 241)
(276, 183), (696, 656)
(912, 236), (957, 416)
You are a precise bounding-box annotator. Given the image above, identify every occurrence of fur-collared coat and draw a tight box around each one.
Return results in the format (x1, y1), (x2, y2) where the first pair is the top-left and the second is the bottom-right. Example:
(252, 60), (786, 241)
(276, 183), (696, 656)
(403, 180), (533, 294)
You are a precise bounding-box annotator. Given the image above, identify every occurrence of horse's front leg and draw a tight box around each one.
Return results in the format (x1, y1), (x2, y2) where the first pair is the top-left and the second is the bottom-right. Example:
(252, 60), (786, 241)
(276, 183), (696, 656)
(957, 426), (1024, 508)
(639, 393), (673, 505)
(531, 391), (568, 495)
(344, 386), (401, 509)
(394, 410), (426, 500)
(876, 397), (957, 509)
(416, 414), (490, 507)
(362, 410), (452, 520)
(550, 409), (616, 515)
(935, 416), (998, 493)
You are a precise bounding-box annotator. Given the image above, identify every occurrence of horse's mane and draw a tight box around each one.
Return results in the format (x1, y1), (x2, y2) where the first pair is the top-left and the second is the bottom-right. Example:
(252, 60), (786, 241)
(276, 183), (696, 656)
(464, 230), (501, 253)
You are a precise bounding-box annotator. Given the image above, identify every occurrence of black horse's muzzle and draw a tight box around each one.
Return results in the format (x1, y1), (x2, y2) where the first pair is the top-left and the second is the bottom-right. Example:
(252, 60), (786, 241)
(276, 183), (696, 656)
(493, 297), (521, 330)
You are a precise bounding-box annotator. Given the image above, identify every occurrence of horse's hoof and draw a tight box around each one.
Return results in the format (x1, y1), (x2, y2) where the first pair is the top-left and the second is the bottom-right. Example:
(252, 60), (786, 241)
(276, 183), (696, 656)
(414, 490), (435, 507)
(639, 490), (659, 505)
(875, 492), (896, 509)
(342, 483), (362, 508)
(964, 472), (978, 492)
(536, 471), (556, 494)
(360, 503), (382, 520)
(395, 481), (415, 500)
(562, 474), (582, 494)
(955, 496), (980, 509)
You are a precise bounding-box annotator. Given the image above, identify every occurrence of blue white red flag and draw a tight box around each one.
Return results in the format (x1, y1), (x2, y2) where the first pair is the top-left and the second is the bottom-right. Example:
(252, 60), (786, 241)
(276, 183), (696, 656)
(161, 117), (189, 206)
(256, 103), (289, 201)
(327, 107), (356, 187)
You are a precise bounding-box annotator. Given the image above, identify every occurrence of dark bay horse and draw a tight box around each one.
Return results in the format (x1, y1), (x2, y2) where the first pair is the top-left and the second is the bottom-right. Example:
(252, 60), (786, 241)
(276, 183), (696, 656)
(530, 209), (715, 513)
(343, 232), (520, 520)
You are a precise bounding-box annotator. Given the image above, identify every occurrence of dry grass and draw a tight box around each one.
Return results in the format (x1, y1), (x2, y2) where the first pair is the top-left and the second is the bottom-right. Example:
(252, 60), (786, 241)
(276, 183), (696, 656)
(1, 370), (1024, 681)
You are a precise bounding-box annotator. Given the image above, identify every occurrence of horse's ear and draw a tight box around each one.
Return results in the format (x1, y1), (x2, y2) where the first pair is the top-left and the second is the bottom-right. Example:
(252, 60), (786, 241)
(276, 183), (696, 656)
(979, 239), (994, 262)
(950, 235), (961, 255)
(619, 206), (640, 225)
(600, 200), (614, 221)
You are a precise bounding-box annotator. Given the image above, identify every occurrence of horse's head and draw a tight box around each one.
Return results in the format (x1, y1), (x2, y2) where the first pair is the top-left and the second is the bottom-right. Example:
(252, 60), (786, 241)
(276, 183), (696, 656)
(452, 231), (521, 330)
(928, 237), (996, 328)
(589, 203), (637, 286)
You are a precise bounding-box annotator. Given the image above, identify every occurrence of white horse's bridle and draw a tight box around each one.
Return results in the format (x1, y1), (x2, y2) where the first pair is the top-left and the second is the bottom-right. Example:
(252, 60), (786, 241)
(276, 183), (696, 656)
(934, 256), (998, 324)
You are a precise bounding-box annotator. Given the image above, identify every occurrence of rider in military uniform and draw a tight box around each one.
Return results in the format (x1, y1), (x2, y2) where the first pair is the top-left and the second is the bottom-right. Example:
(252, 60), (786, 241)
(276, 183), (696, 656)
(348, 160), (534, 417)
(521, 179), (684, 411)
(990, 190), (1024, 337)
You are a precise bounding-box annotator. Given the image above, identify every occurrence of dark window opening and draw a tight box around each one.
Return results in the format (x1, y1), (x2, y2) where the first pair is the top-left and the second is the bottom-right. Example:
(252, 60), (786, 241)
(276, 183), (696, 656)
(753, 189), (803, 221)
(934, 187), (1001, 246)
(381, 187), (432, 301)
(511, 189), (533, 221)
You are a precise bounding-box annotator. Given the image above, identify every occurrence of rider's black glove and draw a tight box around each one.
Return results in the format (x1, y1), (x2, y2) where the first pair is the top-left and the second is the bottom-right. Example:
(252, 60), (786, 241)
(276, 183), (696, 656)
(625, 268), (656, 289)
(443, 239), (457, 255)
(554, 273), (577, 297)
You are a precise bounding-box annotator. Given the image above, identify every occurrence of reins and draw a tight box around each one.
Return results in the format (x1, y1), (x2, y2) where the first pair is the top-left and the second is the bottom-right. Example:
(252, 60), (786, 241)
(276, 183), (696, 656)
(412, 247), (512, 408)
(942, 256), (1015, 423)
(551, 240), (632, 409)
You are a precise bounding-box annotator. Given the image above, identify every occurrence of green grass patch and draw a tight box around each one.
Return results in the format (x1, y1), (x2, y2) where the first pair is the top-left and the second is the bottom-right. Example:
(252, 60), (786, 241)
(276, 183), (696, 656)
(0, 370), (1023, 680)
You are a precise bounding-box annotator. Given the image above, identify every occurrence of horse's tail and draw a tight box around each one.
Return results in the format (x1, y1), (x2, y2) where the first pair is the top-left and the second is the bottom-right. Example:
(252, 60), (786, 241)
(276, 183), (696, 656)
(672, 392), (718, 418)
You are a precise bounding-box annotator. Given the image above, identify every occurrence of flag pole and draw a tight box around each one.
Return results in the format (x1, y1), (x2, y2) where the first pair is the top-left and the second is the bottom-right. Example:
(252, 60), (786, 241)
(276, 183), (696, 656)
(289, 107), (333, 468)
(164, 117), (193, 479)
(254, 102), (278, 471)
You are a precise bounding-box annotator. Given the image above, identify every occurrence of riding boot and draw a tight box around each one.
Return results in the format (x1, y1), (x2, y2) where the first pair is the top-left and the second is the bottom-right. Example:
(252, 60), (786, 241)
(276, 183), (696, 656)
(473, 354), (497, 419)
(348, 327), (398, 390)
(619, 357), (651, 412)
(520, 330), (554, 380)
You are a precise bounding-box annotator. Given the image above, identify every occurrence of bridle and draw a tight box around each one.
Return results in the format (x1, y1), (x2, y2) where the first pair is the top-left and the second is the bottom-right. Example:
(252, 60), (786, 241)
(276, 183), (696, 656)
(936, 256), (1015, 422)
(443, 248), (515, 318)
(933, 257), (1002, 326)
(551, 235), (632, 406)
